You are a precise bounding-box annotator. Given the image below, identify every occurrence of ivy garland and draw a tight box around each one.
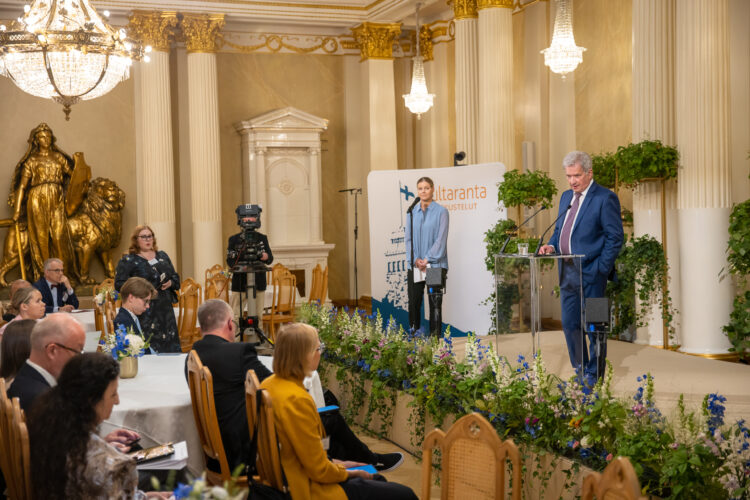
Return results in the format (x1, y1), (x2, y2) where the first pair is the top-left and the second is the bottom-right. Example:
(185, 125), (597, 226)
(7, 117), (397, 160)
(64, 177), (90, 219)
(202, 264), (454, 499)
(723, 198), (750, 356)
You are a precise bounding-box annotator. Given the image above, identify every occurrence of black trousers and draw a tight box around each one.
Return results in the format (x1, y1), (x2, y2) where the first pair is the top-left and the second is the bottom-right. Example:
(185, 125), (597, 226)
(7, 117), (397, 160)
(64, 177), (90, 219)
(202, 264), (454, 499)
(340, 476), (418, 500)
(407, 269), (446, 336)
(321, 390), (377, 463)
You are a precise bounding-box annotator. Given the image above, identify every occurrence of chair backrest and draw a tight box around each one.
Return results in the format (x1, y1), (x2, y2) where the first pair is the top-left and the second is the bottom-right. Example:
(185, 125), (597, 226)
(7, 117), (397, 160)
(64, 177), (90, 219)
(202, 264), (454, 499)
(178, 279), (202, 352)
(267, 263), (290, 285)
(205, 274), (230, 302)
(205, 264), (224, 284)
(307, 264), (328, 304)
(270, 273), (296, 316)
(245, 370), (285, 491)
(186, 350), (234, 484)
(581, 456), (646, 500)
(11, 398), (31, 499)
(0, 379), (32, 500)
(421, 412), (521, 500)
(93, 278), (115, 298)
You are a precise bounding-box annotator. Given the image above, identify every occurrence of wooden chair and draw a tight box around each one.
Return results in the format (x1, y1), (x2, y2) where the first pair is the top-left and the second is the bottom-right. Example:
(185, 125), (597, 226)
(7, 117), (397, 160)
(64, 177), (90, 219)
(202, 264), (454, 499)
(205, 274), (230, 303)
(245, 370), (287, 492)
(178, 278), (202, 352)
(261, 273), (296, 341)
(307, 264), (328, 305)
(93, 278), (118, 335)
(581, 456), (646, 500)
(0, 379), (32, 499)
(421, 412), (522, 500)
(205, 264), (224, 283)
(266, 263), (290, 287)
(186, 350), (246, 486)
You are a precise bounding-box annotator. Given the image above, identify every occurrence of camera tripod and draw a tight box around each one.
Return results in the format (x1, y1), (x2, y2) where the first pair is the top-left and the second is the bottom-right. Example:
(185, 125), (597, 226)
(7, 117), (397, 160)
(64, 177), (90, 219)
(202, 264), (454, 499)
(234, 267), (273, 347)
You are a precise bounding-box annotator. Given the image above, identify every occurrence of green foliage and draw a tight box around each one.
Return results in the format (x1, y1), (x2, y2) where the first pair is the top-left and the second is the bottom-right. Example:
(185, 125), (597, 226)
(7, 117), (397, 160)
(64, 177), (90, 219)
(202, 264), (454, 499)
(614, 140), (679, 187)
(483, 218), (518, 273)
(723, 199), (750, 355)
(724, 291), (750, 355)
(591, 150), (617, 189)
(607, 235), (675, 339)
(497, 169), (557, 209)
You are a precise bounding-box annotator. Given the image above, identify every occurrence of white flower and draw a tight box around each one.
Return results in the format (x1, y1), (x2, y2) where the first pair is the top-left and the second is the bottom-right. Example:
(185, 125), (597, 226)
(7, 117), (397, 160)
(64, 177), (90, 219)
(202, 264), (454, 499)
(125, 333), (145, 356)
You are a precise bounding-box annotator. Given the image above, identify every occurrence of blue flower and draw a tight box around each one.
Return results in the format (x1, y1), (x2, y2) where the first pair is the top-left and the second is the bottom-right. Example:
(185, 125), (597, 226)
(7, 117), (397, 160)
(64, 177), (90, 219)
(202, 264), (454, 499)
(173, 483), (193, 499)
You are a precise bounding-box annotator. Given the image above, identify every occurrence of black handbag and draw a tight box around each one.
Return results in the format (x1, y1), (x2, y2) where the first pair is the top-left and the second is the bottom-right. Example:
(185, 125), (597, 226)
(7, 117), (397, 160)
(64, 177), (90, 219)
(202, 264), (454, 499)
(247, 390), (291, 500)
(425, 267), (446, 288)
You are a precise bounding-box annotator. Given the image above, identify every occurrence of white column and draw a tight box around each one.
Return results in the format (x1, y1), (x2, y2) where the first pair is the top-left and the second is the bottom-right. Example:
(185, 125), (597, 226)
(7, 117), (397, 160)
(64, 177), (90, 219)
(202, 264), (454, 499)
(675, 0), (733, 355)
(631, 0), (680, 346)
(256, 147), (268, 214)
(454, 14), (479, 164)
(477, 1), (513, 166)
(128, 11), (179, 259)
(183, 14), (225, 280)
(309, 147), (323, 243)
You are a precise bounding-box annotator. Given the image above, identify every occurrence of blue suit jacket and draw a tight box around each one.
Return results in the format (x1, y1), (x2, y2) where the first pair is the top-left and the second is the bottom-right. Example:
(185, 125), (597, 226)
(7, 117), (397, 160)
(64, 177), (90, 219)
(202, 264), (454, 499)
(114, 307), (142, 335)
(33, 278), (79, 314)
(7, 361), (52, 414)
(547, 181), (624, 286)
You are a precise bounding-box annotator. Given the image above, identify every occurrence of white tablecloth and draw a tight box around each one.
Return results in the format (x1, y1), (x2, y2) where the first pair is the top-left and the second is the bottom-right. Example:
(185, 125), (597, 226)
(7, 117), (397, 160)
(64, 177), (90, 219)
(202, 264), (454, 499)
(101, 352), (319, 476)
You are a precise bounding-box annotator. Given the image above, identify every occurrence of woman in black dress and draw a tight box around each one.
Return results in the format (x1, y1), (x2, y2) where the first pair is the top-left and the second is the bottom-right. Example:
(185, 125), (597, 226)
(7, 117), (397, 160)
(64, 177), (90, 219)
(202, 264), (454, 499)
(114, 225), (181, 353)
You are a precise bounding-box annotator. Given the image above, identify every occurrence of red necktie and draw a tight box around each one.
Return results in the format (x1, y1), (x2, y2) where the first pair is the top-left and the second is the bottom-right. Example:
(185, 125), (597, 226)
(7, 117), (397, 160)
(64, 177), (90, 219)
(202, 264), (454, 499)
(560, 192), (581, 255)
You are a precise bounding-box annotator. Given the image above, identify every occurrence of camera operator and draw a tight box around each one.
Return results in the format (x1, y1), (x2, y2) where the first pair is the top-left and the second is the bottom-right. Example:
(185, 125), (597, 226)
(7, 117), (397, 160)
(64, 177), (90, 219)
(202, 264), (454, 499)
(227, 205), (273, 325)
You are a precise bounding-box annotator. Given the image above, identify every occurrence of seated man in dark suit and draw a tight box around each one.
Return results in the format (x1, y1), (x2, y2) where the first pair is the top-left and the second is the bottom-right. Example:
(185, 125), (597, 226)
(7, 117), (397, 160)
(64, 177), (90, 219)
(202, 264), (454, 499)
(187, 299), (403, 473)
(8, 313), (141, 450)
(114, 277), (157, 337)
(32, 258), (79, 314)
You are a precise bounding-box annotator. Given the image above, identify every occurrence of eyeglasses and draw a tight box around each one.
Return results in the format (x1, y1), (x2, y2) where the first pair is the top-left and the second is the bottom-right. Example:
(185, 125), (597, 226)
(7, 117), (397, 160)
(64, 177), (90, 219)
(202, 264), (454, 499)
(316, 343), (326, 353)
(48, 268), (64, 273)
(138, 234), (154, 240)
(49, 342), (84, 355)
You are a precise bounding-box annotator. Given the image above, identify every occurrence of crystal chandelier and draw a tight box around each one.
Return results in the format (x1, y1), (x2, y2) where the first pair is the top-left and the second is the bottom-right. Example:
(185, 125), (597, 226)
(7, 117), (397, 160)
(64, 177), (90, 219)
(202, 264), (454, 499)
(0, 0), (150, 120)
(403, 3), (434, 119)
(541, 0), (585, 77)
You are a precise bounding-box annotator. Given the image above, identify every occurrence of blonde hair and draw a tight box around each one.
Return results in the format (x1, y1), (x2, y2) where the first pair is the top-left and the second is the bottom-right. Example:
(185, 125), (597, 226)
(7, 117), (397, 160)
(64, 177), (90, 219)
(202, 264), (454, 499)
(272, 323), (318, 380)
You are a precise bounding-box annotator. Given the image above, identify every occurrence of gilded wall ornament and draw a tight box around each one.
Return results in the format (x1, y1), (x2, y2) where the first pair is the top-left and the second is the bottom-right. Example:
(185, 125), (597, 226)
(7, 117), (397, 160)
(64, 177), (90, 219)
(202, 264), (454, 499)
(181, 14), (225, 53)
(127, 11), (179, 52)
(351, 22), (402, 61)
(477, 0), (513, 9)
(419, 25), (434, 62)
(447, 0), (478, 19)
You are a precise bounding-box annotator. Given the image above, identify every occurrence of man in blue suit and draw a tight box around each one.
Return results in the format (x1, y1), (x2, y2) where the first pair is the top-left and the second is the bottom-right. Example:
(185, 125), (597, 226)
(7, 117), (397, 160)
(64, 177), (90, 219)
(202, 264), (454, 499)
(539, 151), (623, 386)
(33, 258), (79, 314)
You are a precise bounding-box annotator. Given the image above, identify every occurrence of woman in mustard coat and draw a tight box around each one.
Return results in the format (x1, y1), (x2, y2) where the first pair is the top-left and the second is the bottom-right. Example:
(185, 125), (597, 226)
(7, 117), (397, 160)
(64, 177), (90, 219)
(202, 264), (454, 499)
(260, 323), (417, 500)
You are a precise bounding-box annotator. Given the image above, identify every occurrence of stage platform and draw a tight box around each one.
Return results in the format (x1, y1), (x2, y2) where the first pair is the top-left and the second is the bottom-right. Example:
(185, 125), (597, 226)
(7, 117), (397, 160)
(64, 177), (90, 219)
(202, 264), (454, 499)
(454, 331), (750, 423)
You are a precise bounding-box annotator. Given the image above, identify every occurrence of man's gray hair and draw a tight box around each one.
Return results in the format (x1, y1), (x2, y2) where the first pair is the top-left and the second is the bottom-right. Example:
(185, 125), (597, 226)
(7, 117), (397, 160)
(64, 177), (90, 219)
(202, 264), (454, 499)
(198, 299), (233, 333)
(30, 314), (81, 352)
(562, 151), (593, 173)
(43, 258), (63, 271)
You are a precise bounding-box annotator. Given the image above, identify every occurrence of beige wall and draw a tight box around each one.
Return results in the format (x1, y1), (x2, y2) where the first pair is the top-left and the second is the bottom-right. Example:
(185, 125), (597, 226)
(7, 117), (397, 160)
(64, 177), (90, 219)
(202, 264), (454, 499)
(0, 77), (137, 283)
(215, 51), (350, 301)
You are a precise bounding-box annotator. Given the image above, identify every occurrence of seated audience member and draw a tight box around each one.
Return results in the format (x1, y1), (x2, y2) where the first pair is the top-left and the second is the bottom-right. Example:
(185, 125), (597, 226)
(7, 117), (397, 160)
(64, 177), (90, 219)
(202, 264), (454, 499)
(0, 319), (36, 386)
(115, 277), (157, 336)
(33, 257), (79, 313)
(0, 286), (46, 337)
(28, 353), (169, 499)
(261, 323), (417, 500)
(2, 279), (32, 322)
(187, 299), (403, 473)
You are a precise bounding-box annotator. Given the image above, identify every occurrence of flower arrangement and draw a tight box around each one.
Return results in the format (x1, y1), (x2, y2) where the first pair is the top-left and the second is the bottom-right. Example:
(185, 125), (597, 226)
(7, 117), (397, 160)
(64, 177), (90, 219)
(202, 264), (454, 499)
(300, 302), (750, 499)
(172, 474), (246, 500)
(100, 324), (150, 360)
(94, 287), (119, 307)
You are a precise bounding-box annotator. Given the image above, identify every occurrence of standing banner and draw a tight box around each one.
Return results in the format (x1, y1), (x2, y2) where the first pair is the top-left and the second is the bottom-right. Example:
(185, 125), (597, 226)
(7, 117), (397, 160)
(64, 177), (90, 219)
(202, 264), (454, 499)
(367, 163), (505, 336)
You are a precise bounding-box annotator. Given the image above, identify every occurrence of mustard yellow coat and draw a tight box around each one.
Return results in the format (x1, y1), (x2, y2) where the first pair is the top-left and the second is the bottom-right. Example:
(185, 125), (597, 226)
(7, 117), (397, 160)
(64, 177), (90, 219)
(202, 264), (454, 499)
(260, 374), (348, 500)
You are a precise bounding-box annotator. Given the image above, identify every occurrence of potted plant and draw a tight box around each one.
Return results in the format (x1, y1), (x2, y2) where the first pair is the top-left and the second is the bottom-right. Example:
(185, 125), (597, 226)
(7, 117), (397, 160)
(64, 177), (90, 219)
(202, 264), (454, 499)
(723, 197), (750, 359)
(613, 139), (679, 187)
(100, 324), (150, 378)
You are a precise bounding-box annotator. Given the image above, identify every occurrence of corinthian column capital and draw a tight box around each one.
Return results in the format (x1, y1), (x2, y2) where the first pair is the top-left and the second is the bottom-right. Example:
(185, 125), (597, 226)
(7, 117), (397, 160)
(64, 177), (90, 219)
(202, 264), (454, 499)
(181, 14), (225, 53)
(351, 22), (402, 61)
(418, 25), (434, 62)
(477, 0), (513, 10)
(448, 0), (478, 20)
(127, 11), (179, 52)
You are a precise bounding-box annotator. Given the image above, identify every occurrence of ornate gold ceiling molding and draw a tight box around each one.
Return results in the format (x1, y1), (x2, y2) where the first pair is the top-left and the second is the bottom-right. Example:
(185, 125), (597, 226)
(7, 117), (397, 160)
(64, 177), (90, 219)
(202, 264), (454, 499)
(181, 13), (226, 53)
(222, 32), (354, 55)
(477, 0), (513, 10)
(351, 22), (401, 61)
(127, 11), (179, 52)
(447, 0), (478, 20)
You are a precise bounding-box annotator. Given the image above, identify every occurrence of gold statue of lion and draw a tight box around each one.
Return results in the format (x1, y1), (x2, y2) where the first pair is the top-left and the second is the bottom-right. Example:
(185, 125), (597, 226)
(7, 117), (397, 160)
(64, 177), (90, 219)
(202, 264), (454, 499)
(0, 177), (125, 286)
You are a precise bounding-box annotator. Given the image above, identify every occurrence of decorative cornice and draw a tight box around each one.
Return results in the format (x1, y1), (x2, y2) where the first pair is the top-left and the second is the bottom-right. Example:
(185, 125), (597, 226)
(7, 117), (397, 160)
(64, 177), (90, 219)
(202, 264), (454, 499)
(127, 11), (179, 52)
(351, 22), (402, 61)
(477, 0), (513, 10)
(181, 14), (226, 53)
(447, 0), (478, 19)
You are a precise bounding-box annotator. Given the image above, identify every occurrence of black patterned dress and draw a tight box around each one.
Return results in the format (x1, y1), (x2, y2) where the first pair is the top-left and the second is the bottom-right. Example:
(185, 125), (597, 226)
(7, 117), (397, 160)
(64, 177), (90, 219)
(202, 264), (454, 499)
(114, 251), (181, 353)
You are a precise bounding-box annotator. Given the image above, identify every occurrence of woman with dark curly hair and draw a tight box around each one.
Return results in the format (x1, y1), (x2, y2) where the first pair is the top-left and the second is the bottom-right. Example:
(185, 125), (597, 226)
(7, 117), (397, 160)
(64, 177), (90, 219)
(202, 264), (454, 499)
(28, 353), (169, 500)
(115, 225), (181, 353)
